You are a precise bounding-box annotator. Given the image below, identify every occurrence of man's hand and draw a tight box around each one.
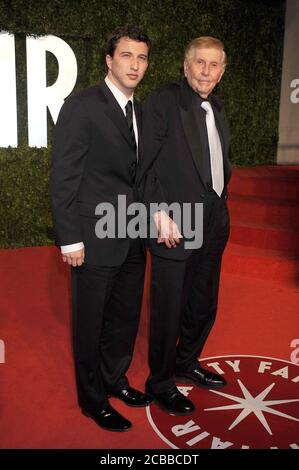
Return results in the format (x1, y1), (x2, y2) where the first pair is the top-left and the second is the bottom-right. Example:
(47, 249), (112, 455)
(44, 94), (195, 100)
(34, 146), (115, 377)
(153, 210), (182, 248)
(62, 248), (85, 267)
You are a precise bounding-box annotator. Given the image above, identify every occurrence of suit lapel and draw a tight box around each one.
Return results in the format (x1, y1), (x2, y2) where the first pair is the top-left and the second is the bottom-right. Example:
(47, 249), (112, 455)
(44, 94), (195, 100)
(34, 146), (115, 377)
(178, 81), (208, 191)
(210, 96), (232, 185)
(210, 98), (227, 158)
(134, 100), (142, 162)
(99, 81), (136, 149)
(179, 106), (209, 190)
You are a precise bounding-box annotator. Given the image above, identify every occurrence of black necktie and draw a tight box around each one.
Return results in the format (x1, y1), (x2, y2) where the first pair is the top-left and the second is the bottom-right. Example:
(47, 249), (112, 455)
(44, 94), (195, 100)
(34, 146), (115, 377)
(125, 100), (137, 150)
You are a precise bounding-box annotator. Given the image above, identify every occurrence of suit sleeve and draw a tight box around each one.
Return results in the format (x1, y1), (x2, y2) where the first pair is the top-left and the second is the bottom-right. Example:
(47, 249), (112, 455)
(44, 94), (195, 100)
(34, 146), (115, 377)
(49, 96), (90, 246)
(140, 89), (170, 207)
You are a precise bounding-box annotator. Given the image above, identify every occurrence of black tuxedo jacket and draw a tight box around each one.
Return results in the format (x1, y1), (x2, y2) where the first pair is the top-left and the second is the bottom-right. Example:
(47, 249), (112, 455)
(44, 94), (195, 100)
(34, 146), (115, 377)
(137, 79), (232, 260)
(50, 81), (142, 266)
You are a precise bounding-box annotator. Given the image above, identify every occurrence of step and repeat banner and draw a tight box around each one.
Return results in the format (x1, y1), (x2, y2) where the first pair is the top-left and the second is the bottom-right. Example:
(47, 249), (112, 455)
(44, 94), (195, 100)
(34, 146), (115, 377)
(278, 0), (299, 164)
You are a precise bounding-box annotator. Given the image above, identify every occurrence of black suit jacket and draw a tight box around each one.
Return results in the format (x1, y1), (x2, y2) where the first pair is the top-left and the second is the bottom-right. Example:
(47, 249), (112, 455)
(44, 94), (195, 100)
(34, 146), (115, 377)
(50, 81), (142, 266)
(137, 79), (232, 260)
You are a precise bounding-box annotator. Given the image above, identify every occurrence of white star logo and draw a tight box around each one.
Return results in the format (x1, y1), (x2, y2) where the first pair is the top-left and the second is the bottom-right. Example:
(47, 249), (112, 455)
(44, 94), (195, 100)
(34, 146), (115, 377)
(204, 380), (299, 435)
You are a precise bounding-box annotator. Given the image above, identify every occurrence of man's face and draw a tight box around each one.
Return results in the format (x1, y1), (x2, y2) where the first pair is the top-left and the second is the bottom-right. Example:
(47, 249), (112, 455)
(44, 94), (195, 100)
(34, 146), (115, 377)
(106, 37), (149, 97)
(184, 47), (225, 99)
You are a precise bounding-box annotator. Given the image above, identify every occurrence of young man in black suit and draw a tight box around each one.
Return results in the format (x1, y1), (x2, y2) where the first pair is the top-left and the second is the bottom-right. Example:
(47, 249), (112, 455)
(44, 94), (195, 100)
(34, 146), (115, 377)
(138, 37), (232, 415)
(50, 26), (152, 432)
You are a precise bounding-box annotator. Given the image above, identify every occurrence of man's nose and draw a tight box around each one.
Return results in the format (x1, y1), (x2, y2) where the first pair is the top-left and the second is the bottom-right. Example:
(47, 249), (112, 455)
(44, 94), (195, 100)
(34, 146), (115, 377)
(202, 63), (210, 75)
(130, 58), (139, 70)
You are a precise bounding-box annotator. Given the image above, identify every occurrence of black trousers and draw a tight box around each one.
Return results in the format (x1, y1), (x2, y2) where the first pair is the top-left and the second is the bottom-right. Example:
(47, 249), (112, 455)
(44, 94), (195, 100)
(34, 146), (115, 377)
(147, 195), (230, 393)
(72, 238), (145, 411)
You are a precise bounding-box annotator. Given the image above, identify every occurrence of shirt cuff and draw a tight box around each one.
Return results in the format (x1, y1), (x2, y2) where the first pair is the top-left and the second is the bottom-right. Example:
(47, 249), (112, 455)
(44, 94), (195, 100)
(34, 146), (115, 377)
(61, 242), (84, 254)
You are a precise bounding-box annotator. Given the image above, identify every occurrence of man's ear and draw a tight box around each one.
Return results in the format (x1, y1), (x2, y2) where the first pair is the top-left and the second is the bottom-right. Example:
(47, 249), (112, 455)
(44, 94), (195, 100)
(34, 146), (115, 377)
(183, 60), (188, 78)
(106, 54), (112, 71)
(217, 67), (225, 83)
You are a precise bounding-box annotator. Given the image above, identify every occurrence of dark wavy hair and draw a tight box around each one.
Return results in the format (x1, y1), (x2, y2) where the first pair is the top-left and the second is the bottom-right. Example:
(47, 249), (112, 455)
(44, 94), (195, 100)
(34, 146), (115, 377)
(104, 25), (152, 61)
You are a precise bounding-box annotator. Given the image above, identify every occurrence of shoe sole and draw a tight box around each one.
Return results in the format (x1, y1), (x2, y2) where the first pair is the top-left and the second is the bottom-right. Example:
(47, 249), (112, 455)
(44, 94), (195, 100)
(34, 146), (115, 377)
(108, 395), (153, 407)
(151, 398), (195, 416)
(82, 409), (132, 432)
(145, 390), (195, 416)
(175, 375), (227, 388)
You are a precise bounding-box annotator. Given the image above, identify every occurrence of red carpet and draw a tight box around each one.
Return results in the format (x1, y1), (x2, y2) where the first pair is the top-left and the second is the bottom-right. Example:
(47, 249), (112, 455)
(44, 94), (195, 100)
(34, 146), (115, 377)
(0, 166), (298, 449)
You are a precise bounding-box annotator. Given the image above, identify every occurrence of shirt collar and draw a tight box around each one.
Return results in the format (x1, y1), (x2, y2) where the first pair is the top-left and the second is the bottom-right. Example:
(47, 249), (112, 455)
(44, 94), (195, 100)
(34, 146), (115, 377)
(105, 76), (134, 111)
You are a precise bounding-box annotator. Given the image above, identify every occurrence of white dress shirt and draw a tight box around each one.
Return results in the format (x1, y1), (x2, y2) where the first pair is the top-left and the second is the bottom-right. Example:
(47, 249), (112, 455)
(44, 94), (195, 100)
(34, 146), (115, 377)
(61, 76), (138, 254)
(104, 76), (138, 150)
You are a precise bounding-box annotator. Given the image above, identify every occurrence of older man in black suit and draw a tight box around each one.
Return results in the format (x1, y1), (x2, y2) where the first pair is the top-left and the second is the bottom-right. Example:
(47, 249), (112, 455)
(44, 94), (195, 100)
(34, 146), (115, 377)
(139, 36), (232, 415)
(50, 26), (152, 432)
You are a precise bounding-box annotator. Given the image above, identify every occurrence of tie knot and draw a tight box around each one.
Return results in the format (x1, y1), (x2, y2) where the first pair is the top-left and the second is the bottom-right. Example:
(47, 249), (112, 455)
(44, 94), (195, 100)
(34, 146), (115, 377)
(125, 100), (133, 114)
(201, 101), (212, 113)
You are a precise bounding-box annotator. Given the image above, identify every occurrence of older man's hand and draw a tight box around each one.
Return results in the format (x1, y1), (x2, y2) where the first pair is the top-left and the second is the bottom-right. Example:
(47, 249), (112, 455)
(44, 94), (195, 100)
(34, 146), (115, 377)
(153, 210), (182, 248)
(62, 248), (85, 267)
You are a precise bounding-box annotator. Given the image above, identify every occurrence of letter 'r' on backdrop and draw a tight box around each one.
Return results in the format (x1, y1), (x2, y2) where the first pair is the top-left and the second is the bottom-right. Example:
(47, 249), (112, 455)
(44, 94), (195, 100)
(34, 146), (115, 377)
(0, 32), (77, 148)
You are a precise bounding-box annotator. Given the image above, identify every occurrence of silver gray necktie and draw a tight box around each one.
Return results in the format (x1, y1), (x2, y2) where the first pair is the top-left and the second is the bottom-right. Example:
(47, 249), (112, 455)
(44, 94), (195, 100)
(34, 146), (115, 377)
(201, 101), (224, 197)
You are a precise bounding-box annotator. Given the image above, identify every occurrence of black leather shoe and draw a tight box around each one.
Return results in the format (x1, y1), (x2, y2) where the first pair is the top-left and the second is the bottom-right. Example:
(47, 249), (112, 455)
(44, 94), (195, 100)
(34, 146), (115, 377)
(110, 387), (153, 407)
(146, 385), (195, 415)
(176, 365), (227, 388)
(81, 404), (132, 432)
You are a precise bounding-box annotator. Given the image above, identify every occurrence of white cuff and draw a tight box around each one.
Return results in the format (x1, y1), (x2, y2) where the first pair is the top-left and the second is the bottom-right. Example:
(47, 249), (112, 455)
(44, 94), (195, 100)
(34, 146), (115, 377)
(61, 242), (84, 254)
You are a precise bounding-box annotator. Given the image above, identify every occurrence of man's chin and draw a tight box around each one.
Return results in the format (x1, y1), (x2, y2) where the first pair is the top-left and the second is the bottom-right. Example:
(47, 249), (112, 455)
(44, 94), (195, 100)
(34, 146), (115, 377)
(197, 88), (209, 99)
(125, 80), (140, 91)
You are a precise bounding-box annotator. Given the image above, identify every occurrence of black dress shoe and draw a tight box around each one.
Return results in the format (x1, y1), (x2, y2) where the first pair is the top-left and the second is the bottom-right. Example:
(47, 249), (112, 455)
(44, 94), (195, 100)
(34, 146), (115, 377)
(146, 385), (195, 416)
(110, 387), (153, 407)
(176, 365), (227, 388)
(81, 404), (132, 432)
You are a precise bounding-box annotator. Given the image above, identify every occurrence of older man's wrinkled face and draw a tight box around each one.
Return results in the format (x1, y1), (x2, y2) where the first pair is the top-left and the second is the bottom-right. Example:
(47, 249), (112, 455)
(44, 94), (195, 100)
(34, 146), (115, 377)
(184, 47), (225, 99)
